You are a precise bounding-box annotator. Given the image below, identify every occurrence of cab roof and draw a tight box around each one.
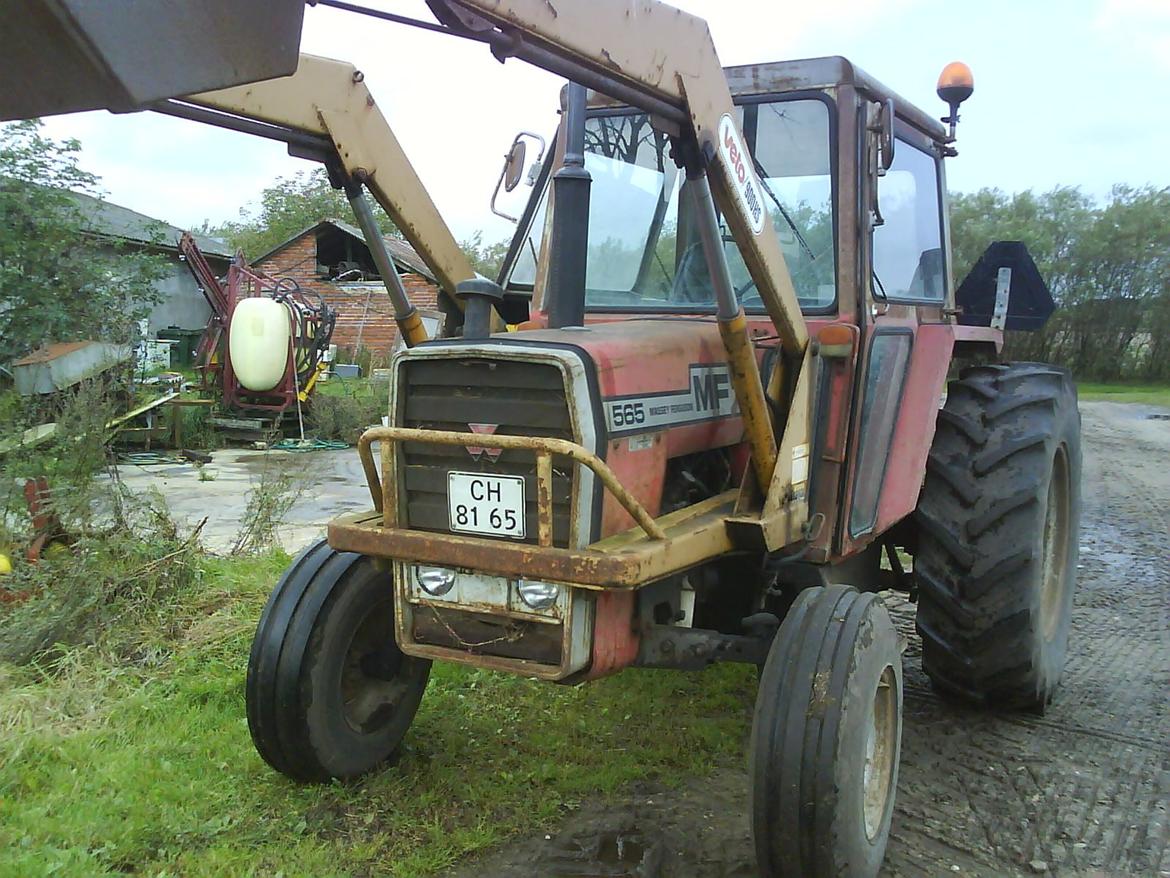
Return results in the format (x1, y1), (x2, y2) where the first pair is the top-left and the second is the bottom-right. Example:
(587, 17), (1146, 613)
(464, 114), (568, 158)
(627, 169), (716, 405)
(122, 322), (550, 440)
(587, 55), (947, 142)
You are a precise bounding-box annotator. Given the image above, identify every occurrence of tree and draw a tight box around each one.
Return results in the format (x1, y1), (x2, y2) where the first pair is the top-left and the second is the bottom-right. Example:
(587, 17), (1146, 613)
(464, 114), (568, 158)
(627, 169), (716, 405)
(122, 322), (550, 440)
(214, 167), (398, 259)
(0, 120), (168, 363)
(460, 231), (511, 280)
(949, 185), (1170, 380)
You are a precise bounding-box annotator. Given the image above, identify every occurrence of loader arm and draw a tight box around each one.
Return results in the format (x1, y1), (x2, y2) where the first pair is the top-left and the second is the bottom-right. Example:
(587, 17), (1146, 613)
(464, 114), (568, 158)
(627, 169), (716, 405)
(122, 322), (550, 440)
(441, 0), (808, 358)
(158, 53), (478, 342)
(431, 0), (812, 515)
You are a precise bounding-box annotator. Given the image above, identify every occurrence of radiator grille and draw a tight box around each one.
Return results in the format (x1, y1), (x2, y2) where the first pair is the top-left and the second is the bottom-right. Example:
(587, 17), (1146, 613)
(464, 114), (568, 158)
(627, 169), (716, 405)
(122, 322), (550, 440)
(397, 357), (575, 546)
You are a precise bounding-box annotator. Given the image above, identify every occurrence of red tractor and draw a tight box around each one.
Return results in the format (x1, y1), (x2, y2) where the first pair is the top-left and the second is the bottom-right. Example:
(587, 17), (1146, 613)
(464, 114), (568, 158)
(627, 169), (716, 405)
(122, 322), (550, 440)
(243, 8), (1080, 877)
(2, 3), (1081, 875)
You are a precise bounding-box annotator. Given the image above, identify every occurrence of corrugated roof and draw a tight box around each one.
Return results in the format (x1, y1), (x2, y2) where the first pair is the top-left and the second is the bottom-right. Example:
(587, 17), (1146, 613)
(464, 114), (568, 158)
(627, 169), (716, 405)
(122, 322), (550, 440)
(253, 218), (435, 282)
(68, 190), (234, 259)
(11, 340), (94, 366)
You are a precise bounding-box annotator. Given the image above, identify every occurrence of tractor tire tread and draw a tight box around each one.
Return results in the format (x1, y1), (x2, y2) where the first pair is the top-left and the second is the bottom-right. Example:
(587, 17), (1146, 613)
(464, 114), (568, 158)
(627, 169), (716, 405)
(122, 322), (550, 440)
(914, 362), (1081, 709)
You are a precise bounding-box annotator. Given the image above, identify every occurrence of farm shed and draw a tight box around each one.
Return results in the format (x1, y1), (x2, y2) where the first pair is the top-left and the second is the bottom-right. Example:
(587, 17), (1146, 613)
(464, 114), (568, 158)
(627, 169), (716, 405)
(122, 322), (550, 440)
(252, 219), (441, 356)
(70, 190), (233, 334)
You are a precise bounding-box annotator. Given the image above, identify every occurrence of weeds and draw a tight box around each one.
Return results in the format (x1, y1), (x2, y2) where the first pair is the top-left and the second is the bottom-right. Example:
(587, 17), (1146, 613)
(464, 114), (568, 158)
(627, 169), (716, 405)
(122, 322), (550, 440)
(0, 380), (207, 666)
(1, 379), (118, 531)
(180, 405), (221, 450)
(230, 457), (305, 556)
(0, 487), (203, 665)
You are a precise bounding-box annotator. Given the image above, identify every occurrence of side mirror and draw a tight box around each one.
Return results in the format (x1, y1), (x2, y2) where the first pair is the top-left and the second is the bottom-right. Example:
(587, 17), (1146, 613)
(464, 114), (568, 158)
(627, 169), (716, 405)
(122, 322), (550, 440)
(936, 61), (974, 143)
(503, 140), (527, 192)
(490, 131), (547, 222)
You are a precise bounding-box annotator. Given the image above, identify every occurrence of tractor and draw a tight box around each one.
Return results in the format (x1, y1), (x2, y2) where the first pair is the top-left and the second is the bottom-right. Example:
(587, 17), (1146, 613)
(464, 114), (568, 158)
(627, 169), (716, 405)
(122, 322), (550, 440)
(253, 12), (1080, 877)
(3, 2), (1080, 875)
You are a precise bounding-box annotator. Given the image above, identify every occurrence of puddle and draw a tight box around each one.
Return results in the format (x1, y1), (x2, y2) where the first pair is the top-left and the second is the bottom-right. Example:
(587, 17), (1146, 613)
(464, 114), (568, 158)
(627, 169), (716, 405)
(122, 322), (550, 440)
(545, 828), (664, 877)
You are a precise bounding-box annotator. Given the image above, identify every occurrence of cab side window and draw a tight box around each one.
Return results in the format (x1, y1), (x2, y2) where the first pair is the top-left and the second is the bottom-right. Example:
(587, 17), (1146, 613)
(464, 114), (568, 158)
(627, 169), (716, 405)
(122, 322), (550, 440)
(872, 140), (944, 301)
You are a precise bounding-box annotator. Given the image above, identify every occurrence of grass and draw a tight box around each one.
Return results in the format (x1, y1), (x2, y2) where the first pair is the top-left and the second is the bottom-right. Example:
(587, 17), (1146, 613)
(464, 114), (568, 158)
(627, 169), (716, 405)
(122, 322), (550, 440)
(1077, 381), (1170, 407)
(0, 550), (756, 877)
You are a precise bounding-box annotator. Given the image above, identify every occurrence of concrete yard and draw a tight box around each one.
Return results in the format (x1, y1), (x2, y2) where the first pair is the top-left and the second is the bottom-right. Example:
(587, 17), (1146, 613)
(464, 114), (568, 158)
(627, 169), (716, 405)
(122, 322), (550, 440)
(113, 447), (371, 555)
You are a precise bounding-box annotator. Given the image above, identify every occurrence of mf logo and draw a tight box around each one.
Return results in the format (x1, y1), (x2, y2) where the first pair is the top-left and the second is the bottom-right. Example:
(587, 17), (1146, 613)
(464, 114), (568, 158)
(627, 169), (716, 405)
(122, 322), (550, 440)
(690, 365), (737, 415)
(465, 423), (502, 462)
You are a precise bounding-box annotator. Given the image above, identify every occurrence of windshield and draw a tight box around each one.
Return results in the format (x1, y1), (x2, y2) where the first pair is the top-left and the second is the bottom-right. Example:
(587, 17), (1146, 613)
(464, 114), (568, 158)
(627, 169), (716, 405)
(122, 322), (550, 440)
(507, 96), (836, 312)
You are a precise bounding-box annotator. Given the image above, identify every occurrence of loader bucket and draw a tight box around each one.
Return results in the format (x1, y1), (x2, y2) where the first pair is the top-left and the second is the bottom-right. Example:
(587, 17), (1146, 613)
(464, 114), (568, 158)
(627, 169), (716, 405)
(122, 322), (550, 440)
(0, 0), (305, 122)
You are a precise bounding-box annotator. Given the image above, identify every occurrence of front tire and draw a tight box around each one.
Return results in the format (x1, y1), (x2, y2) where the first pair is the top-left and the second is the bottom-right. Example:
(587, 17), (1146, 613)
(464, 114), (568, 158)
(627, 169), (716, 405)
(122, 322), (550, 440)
(750, 585), (903, 878)
(914, 363), (1081, 710)
(246, 539), (431, 782)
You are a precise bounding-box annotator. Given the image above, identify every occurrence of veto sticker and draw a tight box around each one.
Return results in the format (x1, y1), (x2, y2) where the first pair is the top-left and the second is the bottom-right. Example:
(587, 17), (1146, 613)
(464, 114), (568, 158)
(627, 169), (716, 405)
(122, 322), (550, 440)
(717, 113), (766, 236)
(791, 442), (810, 486)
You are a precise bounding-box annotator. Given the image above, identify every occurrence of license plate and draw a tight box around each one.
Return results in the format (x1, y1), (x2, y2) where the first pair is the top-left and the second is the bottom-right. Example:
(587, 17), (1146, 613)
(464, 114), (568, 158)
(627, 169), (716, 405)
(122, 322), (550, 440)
(447, 472), (526, 538)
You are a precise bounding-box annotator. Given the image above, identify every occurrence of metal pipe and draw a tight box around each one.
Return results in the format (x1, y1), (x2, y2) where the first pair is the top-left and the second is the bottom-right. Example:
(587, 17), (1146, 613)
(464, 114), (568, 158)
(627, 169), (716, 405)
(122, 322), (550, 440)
(536, 451), (554, 547)
(345, 183), (429, 346)
(686, 170), (778, 489)
(152, 100), (333, 161)
(686, 171), (740, 321)
(545, 82), (591, 329)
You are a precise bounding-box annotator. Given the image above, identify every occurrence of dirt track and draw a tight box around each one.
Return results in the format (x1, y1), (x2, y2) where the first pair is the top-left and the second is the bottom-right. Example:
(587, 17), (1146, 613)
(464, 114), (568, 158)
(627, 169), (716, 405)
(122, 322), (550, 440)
(445, 401), (1170, 878)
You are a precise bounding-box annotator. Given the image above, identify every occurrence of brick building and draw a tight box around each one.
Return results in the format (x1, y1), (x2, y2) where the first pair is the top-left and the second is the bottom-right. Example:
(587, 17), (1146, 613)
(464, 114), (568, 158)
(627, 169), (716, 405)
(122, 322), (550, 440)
(253, 219), (442, 357)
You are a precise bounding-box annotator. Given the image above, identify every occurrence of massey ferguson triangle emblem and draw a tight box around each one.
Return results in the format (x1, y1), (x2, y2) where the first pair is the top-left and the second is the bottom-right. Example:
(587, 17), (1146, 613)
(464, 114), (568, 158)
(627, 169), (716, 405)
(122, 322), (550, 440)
(465, 423), (502, 461)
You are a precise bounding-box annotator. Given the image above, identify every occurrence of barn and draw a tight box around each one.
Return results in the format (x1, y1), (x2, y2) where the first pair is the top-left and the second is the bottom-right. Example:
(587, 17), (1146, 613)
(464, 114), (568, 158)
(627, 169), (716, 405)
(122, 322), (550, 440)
(70, 190), (232, 335)
(252, 219), (442, 358)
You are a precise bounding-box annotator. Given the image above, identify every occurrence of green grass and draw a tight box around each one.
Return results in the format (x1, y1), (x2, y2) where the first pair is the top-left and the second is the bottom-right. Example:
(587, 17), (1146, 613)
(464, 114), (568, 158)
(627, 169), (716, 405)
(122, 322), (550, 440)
(0, 551), (756, 877)
(1077, 381), (1170, 407)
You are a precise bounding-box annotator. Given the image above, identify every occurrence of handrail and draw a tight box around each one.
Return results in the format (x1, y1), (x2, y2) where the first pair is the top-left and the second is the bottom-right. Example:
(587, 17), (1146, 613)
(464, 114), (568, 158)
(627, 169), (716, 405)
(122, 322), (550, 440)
(356, 426), (668, 542)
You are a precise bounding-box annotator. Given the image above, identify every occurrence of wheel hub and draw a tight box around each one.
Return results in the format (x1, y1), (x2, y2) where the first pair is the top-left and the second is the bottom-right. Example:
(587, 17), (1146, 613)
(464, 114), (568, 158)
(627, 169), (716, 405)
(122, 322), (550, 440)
(863, 664), (898, 841)
(1039, 445), (1072, 642)
(340, 599), (409, 733)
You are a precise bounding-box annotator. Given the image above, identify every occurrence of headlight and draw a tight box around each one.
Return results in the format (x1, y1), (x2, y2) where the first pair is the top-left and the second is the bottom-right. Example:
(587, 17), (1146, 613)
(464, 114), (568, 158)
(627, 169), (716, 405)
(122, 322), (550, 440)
(517, 579), (559, 610)
(416, 566), (456, 596)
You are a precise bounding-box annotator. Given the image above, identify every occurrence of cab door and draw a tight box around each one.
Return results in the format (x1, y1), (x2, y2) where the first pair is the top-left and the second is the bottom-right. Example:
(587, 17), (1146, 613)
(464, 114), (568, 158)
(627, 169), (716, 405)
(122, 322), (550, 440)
(837, 111), (954, 557)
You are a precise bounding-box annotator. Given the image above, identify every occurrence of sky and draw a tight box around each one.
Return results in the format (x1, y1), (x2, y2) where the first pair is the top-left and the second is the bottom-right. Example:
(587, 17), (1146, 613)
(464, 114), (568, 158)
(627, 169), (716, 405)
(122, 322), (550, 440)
(35, 0), (1170, 247)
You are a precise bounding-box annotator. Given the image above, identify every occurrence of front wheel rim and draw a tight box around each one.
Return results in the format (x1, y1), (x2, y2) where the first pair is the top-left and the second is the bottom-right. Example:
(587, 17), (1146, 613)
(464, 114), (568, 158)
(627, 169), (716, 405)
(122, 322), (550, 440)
(1039, 445), (1072, 642)
(863, 664), (898, 841)
(340, 598), (409, 733)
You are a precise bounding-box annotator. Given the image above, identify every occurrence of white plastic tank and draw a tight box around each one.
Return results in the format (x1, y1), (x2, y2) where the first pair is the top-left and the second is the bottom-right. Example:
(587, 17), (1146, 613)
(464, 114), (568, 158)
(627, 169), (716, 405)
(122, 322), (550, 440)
(229, 297), (291, 392)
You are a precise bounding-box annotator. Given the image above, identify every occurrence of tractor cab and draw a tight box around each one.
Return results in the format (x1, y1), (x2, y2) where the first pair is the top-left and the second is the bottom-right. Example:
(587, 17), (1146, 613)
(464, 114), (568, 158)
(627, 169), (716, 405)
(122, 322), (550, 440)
(479, 57), (975, 571)
(500, 56), (952, 330)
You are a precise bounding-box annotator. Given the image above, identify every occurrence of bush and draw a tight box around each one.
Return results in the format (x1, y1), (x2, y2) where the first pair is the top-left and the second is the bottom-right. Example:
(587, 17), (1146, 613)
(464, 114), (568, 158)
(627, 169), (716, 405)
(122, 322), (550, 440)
(308, 380), (388, 443)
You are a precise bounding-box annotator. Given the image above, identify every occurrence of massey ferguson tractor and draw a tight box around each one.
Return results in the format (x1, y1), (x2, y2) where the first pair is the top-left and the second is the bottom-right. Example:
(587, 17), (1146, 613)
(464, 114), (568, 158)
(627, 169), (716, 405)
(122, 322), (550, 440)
(5, 2), (1080, 875)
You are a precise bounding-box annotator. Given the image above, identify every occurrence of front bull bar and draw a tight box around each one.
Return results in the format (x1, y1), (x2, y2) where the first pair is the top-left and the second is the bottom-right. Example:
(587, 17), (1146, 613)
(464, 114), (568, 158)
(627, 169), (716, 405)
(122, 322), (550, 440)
(326, 426), (750, 590)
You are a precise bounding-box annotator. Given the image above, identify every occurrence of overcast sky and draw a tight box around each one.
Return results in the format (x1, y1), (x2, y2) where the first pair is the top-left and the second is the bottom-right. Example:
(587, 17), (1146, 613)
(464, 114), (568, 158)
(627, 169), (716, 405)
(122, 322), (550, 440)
(36, 0), (1170, 246)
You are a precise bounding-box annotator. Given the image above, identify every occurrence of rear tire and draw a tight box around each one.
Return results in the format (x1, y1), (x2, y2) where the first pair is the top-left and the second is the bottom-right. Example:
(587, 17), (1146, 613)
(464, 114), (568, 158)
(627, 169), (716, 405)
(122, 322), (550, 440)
(751, 585), (903, 878)
(246, 539), (431, 782)
(915, 362), (1081, 710)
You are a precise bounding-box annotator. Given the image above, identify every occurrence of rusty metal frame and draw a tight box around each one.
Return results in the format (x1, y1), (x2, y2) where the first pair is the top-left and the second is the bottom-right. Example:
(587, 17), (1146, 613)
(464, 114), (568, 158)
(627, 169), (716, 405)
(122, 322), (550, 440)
(333, 424), (809, 590)
(328, 491), (739, 590)
(356, 426), (666, 541)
